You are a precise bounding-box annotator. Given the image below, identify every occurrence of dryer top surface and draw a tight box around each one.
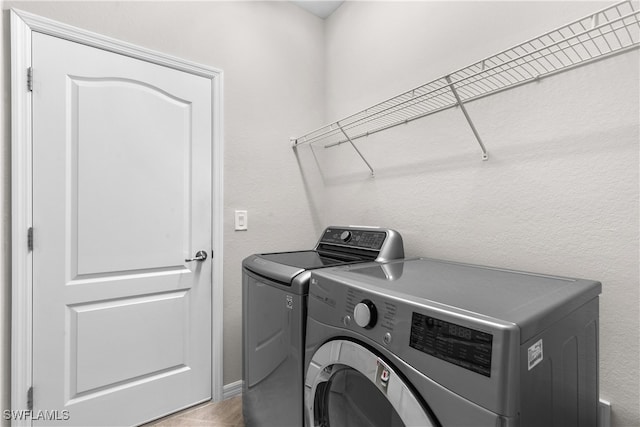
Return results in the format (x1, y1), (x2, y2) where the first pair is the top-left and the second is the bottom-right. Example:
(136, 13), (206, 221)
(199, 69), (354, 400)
(312, 257), (601, 330)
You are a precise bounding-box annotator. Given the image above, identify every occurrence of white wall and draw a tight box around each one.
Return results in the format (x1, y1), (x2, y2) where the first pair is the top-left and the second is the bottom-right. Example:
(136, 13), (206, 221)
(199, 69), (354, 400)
(0, 1), (324, 423)
(305, 1), (638, 426)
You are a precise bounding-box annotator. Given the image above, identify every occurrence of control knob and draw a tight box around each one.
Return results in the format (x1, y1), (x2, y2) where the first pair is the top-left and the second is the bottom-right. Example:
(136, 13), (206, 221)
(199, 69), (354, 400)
(353, 299), (377, 329)
(340, 231), (352, 242)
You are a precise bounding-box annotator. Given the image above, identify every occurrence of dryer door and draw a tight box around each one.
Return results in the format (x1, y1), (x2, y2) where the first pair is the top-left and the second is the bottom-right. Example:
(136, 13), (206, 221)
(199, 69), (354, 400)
(305, 340), (436, 427)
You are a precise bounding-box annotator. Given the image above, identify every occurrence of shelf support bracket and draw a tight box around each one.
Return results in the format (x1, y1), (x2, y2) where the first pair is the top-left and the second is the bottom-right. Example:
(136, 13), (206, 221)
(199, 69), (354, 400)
(445, 75), (489, 161)
(337, 124), (375, 176)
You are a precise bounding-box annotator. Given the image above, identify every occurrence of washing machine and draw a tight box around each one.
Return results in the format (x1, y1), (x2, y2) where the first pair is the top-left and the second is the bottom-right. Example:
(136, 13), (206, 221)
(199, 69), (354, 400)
(242, 226), (404, 427)
(305, 257), (601, 427)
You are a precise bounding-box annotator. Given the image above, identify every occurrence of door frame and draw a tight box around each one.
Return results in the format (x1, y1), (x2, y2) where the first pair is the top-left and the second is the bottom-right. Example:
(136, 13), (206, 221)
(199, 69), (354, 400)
(10, 8), (225, 421)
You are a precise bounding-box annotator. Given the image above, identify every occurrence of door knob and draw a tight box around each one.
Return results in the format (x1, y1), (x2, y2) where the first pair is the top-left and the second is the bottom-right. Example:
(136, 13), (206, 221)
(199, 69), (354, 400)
(185, 250), (208, 262)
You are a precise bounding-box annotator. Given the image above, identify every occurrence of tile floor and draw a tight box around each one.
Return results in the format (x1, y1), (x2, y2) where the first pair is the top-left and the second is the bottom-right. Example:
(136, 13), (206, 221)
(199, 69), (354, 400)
(143, 396), (244, 427)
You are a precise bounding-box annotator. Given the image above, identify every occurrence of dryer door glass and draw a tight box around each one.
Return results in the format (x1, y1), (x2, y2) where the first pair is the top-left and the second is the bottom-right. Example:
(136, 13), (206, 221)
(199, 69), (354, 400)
(317, 366), (403, 426)
(306, 340), (435, 427)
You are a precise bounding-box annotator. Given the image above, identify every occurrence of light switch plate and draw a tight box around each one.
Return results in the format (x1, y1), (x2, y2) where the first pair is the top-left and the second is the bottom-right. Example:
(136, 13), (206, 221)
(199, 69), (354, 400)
(234, 210), (248, 231)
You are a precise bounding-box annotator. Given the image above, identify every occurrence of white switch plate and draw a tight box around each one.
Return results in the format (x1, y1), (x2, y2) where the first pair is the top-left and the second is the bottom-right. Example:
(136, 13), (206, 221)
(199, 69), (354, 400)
(234, 210), (248, 231)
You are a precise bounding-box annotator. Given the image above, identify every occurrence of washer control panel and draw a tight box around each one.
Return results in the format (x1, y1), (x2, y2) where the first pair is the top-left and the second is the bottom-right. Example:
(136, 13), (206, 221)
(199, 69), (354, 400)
(319, 227), (387, 250)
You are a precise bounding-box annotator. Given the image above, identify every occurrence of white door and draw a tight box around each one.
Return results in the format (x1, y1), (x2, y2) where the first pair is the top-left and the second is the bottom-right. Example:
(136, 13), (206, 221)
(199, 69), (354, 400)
(31, 31), (212, 426)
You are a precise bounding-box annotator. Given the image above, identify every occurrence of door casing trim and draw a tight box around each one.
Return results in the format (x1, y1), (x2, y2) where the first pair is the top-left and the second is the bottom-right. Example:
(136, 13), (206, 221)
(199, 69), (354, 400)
(10, 8), (225, 422)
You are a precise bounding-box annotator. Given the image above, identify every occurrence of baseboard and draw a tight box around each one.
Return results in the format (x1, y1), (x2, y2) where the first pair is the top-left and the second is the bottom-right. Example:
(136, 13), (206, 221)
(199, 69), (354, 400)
(223, 380), (243, 400)
(598, 399), (611, 427)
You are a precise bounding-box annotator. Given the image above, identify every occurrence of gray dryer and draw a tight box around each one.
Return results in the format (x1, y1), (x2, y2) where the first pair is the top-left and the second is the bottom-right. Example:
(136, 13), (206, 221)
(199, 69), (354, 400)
(305, 257), (601, 427)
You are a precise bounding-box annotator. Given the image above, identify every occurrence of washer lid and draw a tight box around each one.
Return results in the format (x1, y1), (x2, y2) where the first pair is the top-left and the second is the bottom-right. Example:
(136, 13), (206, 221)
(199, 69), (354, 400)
(260, 250), (353, 269)
(242, 251), (354, 289)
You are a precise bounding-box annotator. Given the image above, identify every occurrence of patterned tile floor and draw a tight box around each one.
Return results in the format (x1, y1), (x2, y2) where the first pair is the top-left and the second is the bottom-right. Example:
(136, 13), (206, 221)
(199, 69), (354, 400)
(143, 396), (244, 427)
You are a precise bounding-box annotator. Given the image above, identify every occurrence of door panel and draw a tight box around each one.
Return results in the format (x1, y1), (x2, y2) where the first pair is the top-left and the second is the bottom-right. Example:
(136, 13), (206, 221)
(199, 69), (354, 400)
(70, 291), (188, 396)
(32, 32), (212, 426)
(71, 77), (192, 275)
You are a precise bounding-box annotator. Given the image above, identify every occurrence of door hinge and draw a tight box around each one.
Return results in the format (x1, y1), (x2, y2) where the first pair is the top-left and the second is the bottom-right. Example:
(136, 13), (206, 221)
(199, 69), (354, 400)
(27, 227), (33, 252)
(27, 386), (33, 411)
(27, 67), (33, 92)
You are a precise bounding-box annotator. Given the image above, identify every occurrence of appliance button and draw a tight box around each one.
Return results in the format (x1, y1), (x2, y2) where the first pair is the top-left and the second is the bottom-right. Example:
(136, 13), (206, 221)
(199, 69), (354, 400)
(383, 332), (392, 345)
(343, 315), (352, 326)
(340, 231), (352, 242)
(353, 299), (377, 329)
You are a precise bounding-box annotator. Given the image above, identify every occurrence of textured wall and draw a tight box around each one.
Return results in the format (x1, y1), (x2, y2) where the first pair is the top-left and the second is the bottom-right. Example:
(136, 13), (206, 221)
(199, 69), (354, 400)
(0, 1), (324, 421)
(311, 1), (639, 426)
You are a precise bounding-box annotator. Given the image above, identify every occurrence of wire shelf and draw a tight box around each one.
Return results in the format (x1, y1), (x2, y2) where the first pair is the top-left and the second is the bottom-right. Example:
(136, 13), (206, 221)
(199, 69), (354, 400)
(292, 1), (640, 161)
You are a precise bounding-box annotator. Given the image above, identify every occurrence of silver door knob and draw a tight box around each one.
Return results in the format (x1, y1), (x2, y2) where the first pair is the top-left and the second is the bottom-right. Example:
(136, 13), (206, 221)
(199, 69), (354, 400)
(185, 250), (208, 262)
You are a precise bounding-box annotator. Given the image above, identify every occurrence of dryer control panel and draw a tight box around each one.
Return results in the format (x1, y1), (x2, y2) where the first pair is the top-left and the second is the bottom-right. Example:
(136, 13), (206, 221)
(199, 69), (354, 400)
(343, 289), (494, 377)
(409, 312), (493, 377)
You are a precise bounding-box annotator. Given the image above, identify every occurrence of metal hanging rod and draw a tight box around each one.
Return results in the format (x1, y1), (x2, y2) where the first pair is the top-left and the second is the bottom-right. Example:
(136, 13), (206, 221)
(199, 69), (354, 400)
(291, 0), (640, 171)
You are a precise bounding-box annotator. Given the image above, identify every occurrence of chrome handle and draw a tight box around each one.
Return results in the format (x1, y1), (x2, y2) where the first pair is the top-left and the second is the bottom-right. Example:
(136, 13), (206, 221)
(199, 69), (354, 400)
(185, 250), (208, 262)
